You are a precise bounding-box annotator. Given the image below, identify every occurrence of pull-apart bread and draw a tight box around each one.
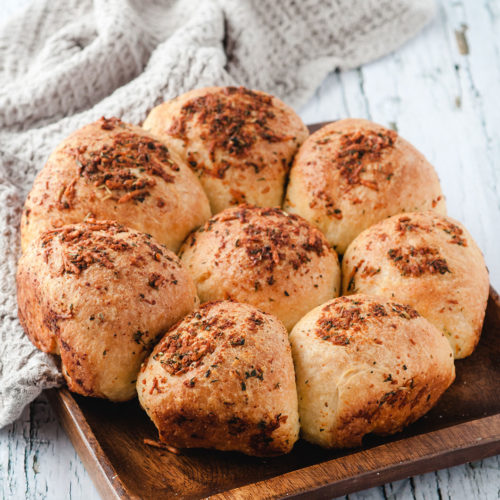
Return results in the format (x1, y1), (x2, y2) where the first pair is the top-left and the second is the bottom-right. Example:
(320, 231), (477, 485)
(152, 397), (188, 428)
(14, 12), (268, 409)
(17, 220), (198, 401)
(21, 117), (210, 253)
(289, 295), (455, 448)
(342, 211), (489, 358)
(284, 119), (446, 254)
(179, 204), (341, 331)
(137, 301), (299, 456)
(14, 86), (490, 458)
(143, 86), (309, 213)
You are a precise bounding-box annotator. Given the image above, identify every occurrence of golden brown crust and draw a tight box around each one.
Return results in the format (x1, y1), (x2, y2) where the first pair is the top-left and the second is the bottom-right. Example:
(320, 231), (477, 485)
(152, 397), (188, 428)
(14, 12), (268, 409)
(342, 211), (489, 358)
(21, 117), (211, 252)
(17, 220), (198, 401)
(143, 86), (309, 213)
(179, 204), (341, 331)
(137, 301), (299, 456)
(284, 119), (446, 253)
(289, 294), (455, 448)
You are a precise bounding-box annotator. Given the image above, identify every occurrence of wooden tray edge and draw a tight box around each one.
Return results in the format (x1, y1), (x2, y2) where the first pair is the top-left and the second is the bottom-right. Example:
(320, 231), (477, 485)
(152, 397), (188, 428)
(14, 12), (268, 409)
(489, 285), (500, 308)
(216, 413), (500, 499)
(46, 388), (132, 500)
(48, 388), (500, 500)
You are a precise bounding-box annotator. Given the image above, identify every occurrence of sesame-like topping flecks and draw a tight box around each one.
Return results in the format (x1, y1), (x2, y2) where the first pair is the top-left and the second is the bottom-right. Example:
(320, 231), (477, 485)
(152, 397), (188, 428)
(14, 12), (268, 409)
(67, 119), (179, 205)
(436, 220), (468, 247)
(395, 216), (429, 235)
(153, 302), (267, 377)
(39, 220), (174, 276)
(40, 221), (130, 275)
(308, 127), (397, 217)
(316, 296), (420, 344)
(388, 303), (420, 320)
(335, 129), (397, 188)
(187, 205), (329, 283)
(345, 260), (380, 292)
(388, 246), (451, 277)
(168, 87), (293, 177)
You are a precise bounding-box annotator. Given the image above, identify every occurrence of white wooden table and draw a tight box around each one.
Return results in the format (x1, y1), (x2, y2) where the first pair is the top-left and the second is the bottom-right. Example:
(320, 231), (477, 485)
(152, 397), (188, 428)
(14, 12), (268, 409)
(1, 0), (499, 498)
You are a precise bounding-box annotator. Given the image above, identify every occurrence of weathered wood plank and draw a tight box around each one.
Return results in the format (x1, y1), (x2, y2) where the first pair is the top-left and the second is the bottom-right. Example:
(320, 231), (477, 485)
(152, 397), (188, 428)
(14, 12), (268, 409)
(0, 396), (99, 499)
(1, 0), (499, 499)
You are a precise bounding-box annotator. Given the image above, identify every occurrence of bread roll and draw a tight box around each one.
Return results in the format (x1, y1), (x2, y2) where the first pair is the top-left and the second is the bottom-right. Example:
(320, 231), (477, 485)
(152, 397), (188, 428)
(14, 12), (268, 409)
(137, 301), (299, 456)
(289, 294), (455, 448)
(17, 220), (198, 401)
(284, 118), (446, 254)
(143, 86), (309, 213)
(342, 211), (489, 358)
(179, 204), (340, 331)
(21, 117), (210, 252)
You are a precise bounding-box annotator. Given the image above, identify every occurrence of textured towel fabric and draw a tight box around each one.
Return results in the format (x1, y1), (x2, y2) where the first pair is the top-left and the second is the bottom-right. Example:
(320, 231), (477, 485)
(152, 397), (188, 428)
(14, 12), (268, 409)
(0, 0), (435, 427)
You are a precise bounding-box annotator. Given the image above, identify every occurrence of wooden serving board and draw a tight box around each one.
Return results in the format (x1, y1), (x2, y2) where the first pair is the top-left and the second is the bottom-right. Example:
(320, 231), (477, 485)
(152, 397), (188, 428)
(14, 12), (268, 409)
(46, 123), (500, 499)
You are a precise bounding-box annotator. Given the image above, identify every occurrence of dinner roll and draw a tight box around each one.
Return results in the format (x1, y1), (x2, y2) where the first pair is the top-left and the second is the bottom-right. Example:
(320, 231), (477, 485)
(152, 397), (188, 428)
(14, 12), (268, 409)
(290, 295), (455, 448)
(143, 86), (309, 213)
(137, 301), (299, 456)
(284, 118), (446, 254)
(17, 220), (198, 401)
(342, 211), (489, 358)
(179, 204), (340, 331)
(21, 116), (210, 253)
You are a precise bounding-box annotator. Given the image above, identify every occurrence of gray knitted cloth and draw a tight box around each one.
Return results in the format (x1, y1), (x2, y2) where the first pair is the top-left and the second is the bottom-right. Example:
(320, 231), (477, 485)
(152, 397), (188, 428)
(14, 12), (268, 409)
(0, 0), (435, 427)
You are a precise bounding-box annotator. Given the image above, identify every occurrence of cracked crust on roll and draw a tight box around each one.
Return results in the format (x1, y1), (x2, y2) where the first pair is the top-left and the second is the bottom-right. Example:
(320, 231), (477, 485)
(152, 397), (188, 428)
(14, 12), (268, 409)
(21, 117), (211, 252)
(143, 86), (309, 213)
(17, 220), (198, 401)
(342, 211), (489, 358)
(179, 204), (340, 331)
(137, 300), (299, 456)
(289, 294), (455, 448)
(284, 118), (446, 254)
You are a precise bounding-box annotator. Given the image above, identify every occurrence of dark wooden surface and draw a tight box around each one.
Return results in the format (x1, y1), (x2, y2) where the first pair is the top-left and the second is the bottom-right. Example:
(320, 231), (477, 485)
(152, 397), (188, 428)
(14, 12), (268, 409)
(47, 287), (500, 500)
